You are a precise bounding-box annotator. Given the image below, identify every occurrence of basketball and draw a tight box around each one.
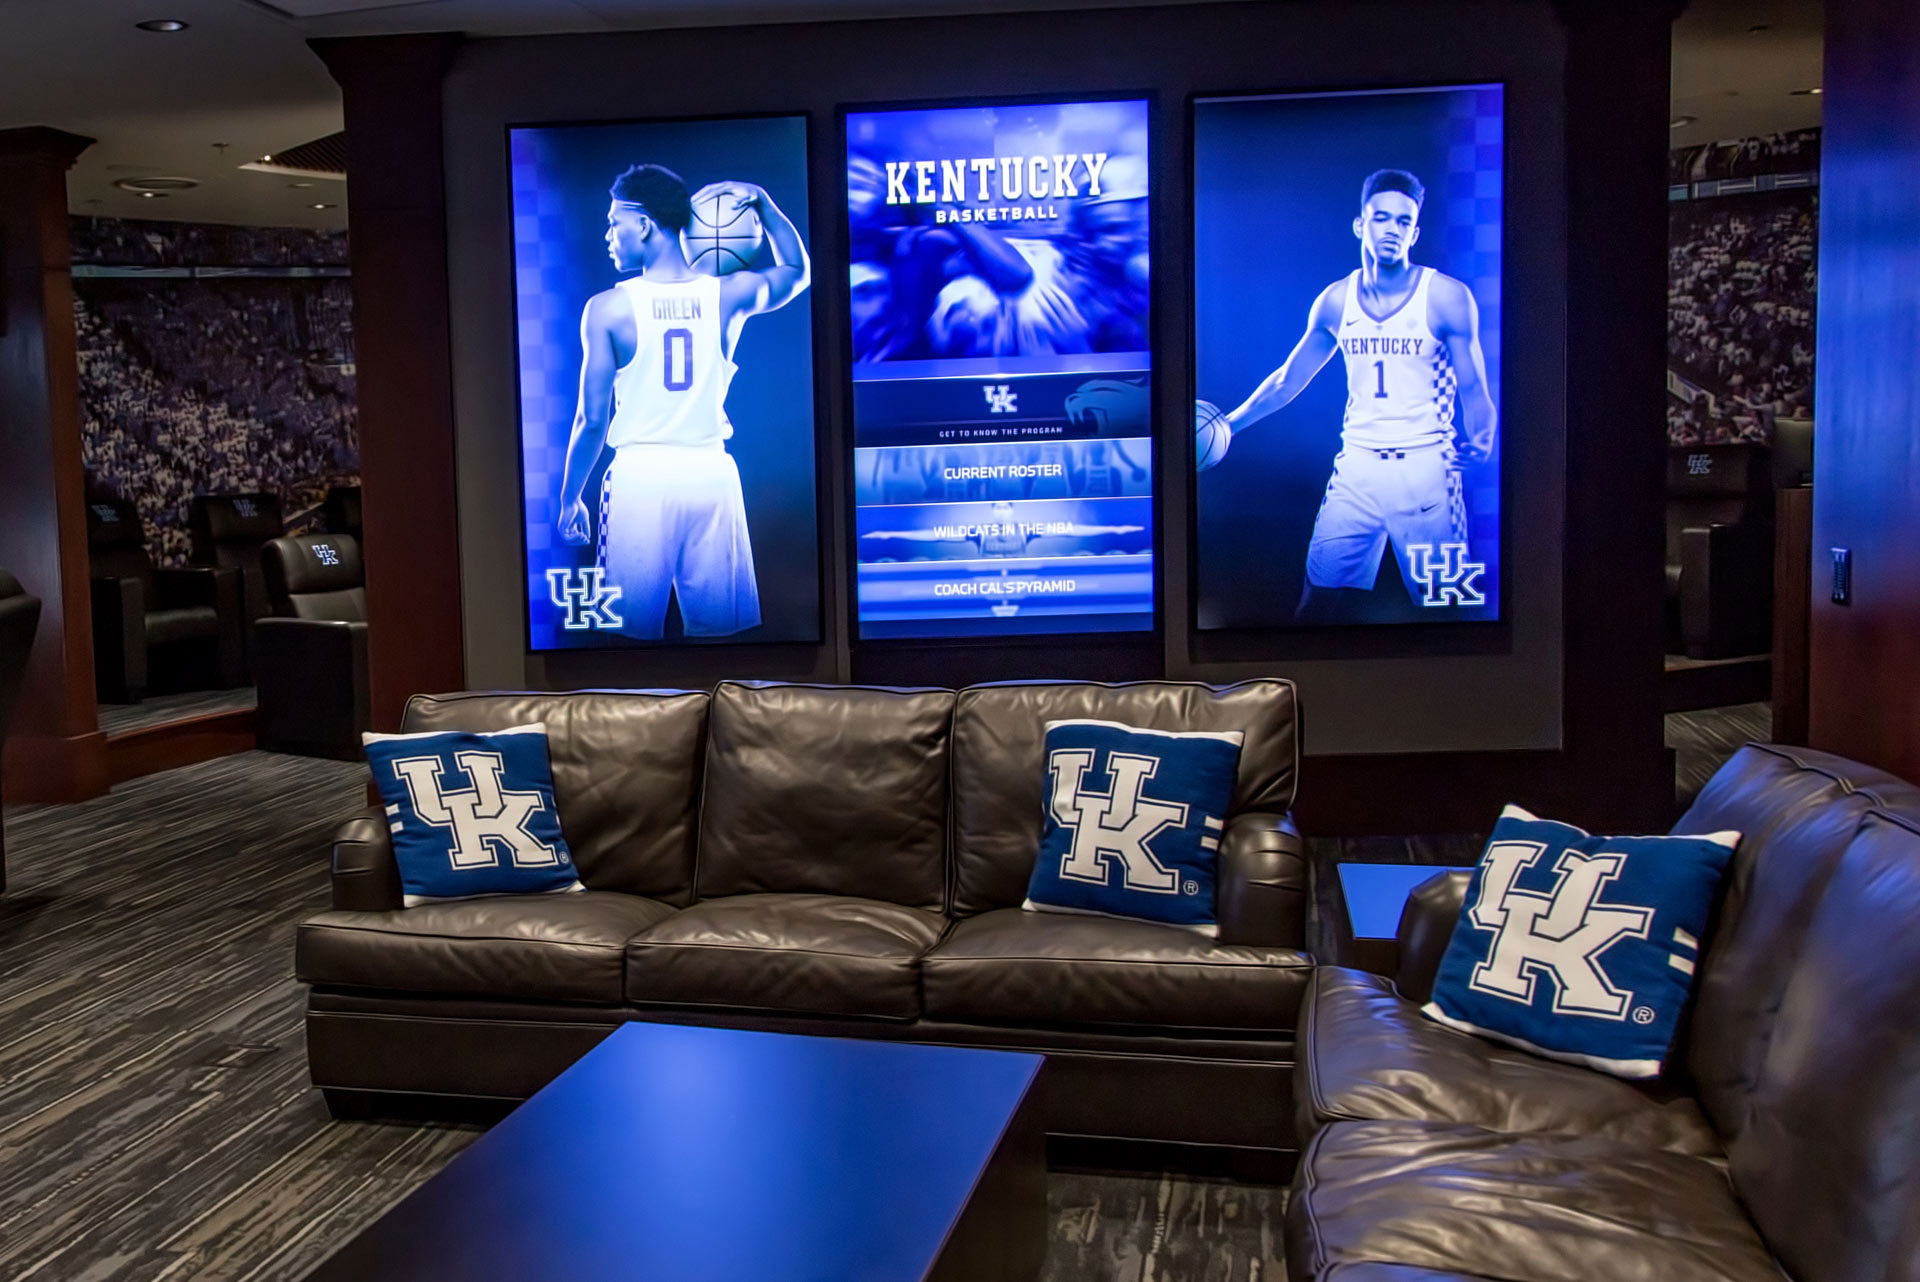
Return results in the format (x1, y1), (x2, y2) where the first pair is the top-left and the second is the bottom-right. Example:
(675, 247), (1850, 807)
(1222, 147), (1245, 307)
(1195, 398), (1231, 472)
(685, 186), (764, 275)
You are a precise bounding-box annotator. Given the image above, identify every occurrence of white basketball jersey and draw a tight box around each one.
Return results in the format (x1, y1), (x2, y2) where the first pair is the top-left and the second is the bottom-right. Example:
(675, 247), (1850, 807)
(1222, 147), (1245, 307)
(607, 275), (735, 449)
(1336, 267), (1454, 450)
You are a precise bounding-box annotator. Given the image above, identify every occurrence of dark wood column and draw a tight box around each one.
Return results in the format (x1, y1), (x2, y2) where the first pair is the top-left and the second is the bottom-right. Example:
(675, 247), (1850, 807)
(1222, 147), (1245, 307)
(0, 127), (108, 803)
(1807, 0), (1920, 781)
(311, 34), (466, 730)
(1552, 0), (1682, 828)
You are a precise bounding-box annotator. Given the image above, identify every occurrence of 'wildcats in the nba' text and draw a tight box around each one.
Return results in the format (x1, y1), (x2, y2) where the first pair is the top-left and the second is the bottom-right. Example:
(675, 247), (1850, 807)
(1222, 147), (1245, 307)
(884, 153), (1111, 206)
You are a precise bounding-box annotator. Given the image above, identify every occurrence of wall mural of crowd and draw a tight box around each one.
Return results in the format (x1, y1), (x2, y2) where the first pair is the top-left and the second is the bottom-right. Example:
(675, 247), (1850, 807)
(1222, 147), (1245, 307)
(71, 217), (359, 566)
(1666, 128), (1819, 447)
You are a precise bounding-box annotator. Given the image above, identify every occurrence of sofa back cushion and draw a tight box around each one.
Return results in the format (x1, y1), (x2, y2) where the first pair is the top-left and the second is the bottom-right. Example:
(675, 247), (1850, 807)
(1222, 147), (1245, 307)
(401, 690), (707, 904)
(696, 682), (952, 910)
(1672, 743), (1920, 1140)
(1728, 808), (1920, 1282)
(950, 680), (1298, 917)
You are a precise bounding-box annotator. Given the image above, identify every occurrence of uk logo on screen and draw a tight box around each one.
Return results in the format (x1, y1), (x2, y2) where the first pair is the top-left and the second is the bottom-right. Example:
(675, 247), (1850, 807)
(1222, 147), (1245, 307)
(1409, 542), (1486, 608)
(546, 567), (623, 631)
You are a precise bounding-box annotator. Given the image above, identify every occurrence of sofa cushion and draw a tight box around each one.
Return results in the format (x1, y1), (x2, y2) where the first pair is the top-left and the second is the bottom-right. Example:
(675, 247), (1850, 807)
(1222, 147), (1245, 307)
(922, 907), (1310, 1033)
(1423, 806), (1738, 1080)
(1286, 1122), (1780, 1282)
(401, 690), (708, 904)
(295, 892), (674, 1004)
(1727, 808), (1920, 1282)
(696, 683), (952, 910)
(625, 894), (944, 1021)
(1297, 967), (1717, 1155)
(1023, 719), (1243, 935)
(1670, 743), (1920, 1142)
(951, 680), (1299, 916)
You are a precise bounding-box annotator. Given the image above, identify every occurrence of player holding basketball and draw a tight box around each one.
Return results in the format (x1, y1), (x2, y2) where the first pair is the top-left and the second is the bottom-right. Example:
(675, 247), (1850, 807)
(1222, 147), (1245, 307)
(1215, 168), (1495, 621)
(556, 164), (809, 639)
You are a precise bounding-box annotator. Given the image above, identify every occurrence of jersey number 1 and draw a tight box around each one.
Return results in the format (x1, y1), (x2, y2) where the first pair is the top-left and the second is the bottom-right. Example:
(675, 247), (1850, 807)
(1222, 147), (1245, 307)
(1373, 359), (1388, 399)
(663, 328), (694, 392)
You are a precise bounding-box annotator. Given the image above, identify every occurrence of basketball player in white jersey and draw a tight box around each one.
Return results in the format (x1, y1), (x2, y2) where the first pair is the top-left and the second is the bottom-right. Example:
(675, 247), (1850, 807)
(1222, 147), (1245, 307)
(1221, 169), (1495, 620)
(556, 164), (810, 639)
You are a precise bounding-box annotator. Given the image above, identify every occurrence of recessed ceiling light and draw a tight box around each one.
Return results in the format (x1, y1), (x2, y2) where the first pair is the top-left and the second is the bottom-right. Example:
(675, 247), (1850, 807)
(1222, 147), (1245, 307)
(114, 175), (198, 194)
(139, 191), (167, 199)
(311, 203), (336, 210)
(1791, 86), (1823, 95)
(1670, 115), (1697, 128)
(289, 181), (315, 189)
(136, 18), (189, 32)
(1747, 22), (1771, 32)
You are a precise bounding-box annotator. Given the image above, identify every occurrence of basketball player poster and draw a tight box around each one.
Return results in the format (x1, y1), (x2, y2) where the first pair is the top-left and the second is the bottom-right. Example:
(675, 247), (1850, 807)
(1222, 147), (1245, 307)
(510, 115), (820, 650)
(845, 98), (1154, 639)
(1193, 85), (1503, 631)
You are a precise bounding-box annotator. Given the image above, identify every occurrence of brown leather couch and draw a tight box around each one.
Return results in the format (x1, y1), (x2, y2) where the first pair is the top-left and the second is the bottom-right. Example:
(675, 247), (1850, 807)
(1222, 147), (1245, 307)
(1287, 742), (1920, 1282)
(296, 679), (1310, 1149)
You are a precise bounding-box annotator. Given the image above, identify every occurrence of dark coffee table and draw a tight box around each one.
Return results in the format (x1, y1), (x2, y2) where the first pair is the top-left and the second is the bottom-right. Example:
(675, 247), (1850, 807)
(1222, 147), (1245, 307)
(303, 1023), (1046, 1282)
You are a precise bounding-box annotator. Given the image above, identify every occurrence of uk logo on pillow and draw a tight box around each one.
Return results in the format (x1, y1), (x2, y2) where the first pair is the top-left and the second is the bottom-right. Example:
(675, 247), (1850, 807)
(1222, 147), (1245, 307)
(362, 723), (585, 907)
(1023, 720), (1243, 936)
(1423, 805), (1738, 1079)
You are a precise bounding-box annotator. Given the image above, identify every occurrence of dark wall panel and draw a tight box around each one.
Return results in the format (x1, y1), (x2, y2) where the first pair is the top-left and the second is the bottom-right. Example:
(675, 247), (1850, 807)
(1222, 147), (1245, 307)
(1808, 0), (1920, 782)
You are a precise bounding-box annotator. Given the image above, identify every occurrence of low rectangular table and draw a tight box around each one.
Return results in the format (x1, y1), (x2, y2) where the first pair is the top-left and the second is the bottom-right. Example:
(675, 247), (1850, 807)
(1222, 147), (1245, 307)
(304, 1023), (1046, 1282)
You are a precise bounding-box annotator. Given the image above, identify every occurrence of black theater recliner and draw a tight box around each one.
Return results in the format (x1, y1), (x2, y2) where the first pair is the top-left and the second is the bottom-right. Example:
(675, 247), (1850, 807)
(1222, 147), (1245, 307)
(86, 499), (246, 705)
(1665, 444), (1774, 659)
(189, 491), (286, 629)
(255, 534), (369, 759)
(0, 567), (44, 893)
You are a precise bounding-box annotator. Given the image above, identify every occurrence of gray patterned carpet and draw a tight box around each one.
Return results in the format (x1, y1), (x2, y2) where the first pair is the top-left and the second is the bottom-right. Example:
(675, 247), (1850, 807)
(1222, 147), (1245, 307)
(0, 751), (1284, 1281)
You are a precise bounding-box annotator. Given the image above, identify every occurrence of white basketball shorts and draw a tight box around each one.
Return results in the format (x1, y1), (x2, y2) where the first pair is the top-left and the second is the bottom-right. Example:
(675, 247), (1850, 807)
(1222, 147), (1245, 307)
(1305, 443), (1468, 594)
(597, 444), (760, 639)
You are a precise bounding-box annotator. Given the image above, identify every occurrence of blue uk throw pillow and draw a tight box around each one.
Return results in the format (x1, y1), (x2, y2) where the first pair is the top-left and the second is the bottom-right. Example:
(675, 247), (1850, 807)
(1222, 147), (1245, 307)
(1023, 720), (1243, 936)
(1423, 805), (1739, 1079)
(362, 722), (585, 907)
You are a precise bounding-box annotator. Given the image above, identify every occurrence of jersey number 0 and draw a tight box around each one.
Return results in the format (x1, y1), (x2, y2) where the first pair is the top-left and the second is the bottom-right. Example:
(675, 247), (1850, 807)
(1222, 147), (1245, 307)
(663, 327), (694, 392)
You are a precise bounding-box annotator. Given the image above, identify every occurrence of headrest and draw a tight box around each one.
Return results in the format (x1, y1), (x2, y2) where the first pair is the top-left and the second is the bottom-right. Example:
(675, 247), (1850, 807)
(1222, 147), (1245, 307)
(193, 493), (285, 546)
(0, 567), (24, 600)
(85, 499), (145, 551)
(323, 485), (362, 535)
(1669, 444), (1766, 498)
(264, 534), (363, 602)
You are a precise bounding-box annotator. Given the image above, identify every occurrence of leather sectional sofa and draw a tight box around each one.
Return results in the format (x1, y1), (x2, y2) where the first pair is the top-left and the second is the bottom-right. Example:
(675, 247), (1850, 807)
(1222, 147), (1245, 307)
(297, 679), (1310, 1149)
(1286, 742), (1920, 1282)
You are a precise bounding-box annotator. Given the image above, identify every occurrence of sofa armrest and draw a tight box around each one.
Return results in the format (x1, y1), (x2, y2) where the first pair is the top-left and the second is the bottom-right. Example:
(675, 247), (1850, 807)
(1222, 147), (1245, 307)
(1394, 868), (1473, 1003)
(1216, 811), (1308, 948)
(332, 807), (403, 912)
(1679, 521), (1773, 658)
(256, 618), (370, 757)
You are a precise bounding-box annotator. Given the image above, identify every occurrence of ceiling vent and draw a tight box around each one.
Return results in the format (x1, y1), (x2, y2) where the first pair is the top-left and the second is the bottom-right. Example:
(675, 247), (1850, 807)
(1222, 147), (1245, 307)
(240, 131), (348, 181)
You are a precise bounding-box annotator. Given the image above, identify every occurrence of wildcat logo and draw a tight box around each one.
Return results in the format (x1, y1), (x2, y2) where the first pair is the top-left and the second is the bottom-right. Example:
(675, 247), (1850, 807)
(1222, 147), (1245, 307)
(1467, 842), (1654, 1019)
(546, 566), (623, 631)
(983, 384), (1018, 414)
(1047, 749), (1185, 893)
(1408, 542), (1486, 607)
(1687, 452), (1713, 476)
(387, 751), (561, 871)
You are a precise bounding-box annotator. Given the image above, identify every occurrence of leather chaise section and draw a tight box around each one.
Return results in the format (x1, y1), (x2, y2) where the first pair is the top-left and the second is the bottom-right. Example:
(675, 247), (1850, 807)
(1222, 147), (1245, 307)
(1286, 1122), (1780, 1282)
(1297, 967), (1717, 1154)
(626, 893), (945, 1021)
(297, 893), (676, 1004)
(923, 907), (1311, 1033)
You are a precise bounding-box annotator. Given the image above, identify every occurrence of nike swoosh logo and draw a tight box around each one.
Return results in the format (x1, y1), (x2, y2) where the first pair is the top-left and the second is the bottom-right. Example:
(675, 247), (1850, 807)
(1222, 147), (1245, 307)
(1344, 317), (1362, 326)
(1419, 503), (1439, 513)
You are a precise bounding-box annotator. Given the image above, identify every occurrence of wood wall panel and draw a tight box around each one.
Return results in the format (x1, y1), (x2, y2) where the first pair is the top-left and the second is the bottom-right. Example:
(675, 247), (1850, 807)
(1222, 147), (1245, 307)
(1808, 0), (1920, 782)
